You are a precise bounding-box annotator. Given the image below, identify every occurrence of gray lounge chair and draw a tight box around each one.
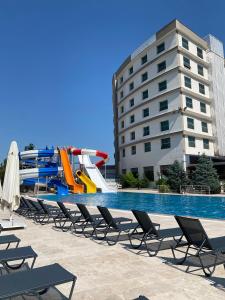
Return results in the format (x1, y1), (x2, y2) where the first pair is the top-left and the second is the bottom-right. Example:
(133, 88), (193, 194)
(172, 215), (225, 276)
(0, 263), (76, 299)
(129, 210), (184, 256)
(0, 246), (37, 273)
(55, 202), (82, 232)
(95, 206), (139, 245)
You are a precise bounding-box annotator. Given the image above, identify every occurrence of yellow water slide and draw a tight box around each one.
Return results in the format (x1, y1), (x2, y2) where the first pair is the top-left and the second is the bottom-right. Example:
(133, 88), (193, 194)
(59, 149), (84, 193)
(76, 170), (97, 193)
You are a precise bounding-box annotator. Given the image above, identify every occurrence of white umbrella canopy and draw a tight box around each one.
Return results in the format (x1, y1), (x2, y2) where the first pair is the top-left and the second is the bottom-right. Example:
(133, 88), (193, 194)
(1, 141), (20, 212)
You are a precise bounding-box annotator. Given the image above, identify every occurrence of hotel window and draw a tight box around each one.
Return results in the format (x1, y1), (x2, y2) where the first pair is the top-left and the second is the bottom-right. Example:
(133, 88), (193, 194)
(120, 106), (124, 113)
(182, 37), (189, 50)
(188, 136), (195, 147)
(120, 90), (123, 98)
(130, 131), (135, 140)
(186, 97), (193, 108)
(143, 126), (150, 136)
(157, 42), (165, 54)
(142, 90), (148, 99)
(159, 100), (168, 111)
(142, 72), (148, 82)
(203, 138), (209, 149)
(183, 56), (191, 69)
(131, 167), (138, 177)
(158, 80), (167, 91)
(198, 65), (204, 76)
(122, 148), (125, 157)
(131, 145), (136, 155)
(187, 117), (194, 129)
(129, 82), (134, 91)
(158, 61), (166, 72)
(121, 136), (125, 144)
(141, 54), (148, 65)
(200, 102), (206, 113)
(130, 114), (135, 123)
(144, 142), (151, 152)
(184, 76), (191, 88)
(143, 107), (149, 118)
(197, 47), (203, 59)
(202, 121), (208, 133)
(120, 76), (123, 84)
(161, 138), (171, 149)
(122, 169), (126, 174)
(129, 66), (133, 75)
(199, 83), (205, 94)
(160, 120), (169, 131)
(129, 98), (134, 107)
(121, 120), (124, 128)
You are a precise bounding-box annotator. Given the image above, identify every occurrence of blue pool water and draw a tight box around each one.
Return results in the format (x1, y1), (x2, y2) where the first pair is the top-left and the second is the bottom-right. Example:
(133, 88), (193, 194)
(39, 192), (225, 220)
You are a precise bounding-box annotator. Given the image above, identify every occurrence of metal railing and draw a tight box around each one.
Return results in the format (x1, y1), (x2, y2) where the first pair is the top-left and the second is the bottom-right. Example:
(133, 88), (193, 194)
(180, 185), (210, 194)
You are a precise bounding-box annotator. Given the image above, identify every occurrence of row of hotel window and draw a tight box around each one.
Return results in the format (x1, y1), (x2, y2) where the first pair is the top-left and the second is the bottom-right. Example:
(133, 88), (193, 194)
(120, 99), (207, 129)
(121, 119), (209, 144)
(120, 76), (206, 101)
(119, 56), (205, 98)
(121, 137), (210, 157)
(119, 37), (204, 85)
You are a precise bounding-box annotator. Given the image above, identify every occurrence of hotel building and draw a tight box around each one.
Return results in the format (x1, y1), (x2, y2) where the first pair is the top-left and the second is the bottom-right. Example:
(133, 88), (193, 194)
(112, 19), (225, 180)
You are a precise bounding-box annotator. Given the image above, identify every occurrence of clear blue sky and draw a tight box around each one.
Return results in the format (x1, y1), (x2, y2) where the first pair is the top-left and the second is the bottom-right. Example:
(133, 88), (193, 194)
(0, 0), (224, 163)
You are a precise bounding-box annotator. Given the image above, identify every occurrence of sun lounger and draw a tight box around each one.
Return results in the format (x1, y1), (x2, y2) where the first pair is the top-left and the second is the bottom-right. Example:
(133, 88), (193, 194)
(55, 202), (82, 231)
(0, 225), (21, 249)
(171, 215), (225, 276)
(95, 206), (139, 245)
(0, 263), (76, 299)
(0, 246), (37, 273)
(75, 203), (132, 237)
(129, 210), (184, 256)
(34, 200), (64, 225)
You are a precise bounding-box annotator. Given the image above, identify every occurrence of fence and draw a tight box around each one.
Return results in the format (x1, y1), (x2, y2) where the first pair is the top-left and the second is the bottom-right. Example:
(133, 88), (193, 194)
(180, 185), (210, 194)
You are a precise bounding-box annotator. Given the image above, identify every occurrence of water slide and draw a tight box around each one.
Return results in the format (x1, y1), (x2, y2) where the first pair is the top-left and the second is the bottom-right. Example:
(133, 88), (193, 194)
(19, 149), (67, 195)
(59, 149), (84, 193)
(78, 154), (116, 193)
(76, 170), (97, 193)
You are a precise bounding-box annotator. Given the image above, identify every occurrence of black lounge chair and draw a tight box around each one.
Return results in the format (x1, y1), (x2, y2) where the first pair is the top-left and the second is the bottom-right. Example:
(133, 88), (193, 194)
(129, 210), (184, 256)
(171, 215), (225, 276)
(55, 202), (82, 231)
(34, 200), (64, 225)
(0, 246), (37, 273)
(75, 203), (132, 236)
(95, 206), (139, 245)
(0, 263), (76, 299)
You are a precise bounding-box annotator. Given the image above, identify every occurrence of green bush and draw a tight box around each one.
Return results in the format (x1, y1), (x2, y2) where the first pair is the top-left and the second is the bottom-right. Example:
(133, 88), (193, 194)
(156, 177), (168, 186)
(138, 177), (149, 188)
(120, 172), (138, 188)
(158, 184), (170, 193)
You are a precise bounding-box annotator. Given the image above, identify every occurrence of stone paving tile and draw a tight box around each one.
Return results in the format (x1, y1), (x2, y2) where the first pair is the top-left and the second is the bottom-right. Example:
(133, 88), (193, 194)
(1, 204), (225, 299)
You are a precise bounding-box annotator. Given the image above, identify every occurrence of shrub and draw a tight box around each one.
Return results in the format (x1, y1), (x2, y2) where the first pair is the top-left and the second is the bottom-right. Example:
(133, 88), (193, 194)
(120, 172), (138, 188)
(159, 184), (170, 193)
(138, 177), (149, 188)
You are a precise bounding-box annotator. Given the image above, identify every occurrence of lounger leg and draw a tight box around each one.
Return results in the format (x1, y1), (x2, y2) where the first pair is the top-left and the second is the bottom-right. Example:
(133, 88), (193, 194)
(106, 231), (121, 246)
(171, 245), (190, 265)
(6, 242), (11, 250)
(31, 256), (37, 269)
(68, 277), (77, 300)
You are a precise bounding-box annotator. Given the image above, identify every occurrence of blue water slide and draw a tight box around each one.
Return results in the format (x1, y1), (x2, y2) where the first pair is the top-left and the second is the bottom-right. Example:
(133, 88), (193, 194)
(48, 179), (69, 196)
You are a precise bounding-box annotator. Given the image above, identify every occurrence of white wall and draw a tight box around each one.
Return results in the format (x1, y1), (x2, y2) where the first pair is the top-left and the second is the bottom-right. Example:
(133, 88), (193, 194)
(184, 136), (214, 156)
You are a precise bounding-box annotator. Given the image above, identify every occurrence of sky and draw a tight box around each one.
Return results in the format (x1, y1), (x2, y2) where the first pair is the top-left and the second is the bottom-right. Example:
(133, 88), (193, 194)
(0, 0), (225, 163)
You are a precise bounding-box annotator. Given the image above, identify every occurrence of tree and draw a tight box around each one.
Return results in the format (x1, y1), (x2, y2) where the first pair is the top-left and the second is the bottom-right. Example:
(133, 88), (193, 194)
(24, 143), (35, 151)
(120, 172), (138, 188)
(192, 154), (221, 194)
(166, 160), (189, 193)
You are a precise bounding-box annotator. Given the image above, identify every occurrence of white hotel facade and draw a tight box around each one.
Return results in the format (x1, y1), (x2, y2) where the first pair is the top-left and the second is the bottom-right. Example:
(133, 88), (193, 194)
(112, 20), (225, 180)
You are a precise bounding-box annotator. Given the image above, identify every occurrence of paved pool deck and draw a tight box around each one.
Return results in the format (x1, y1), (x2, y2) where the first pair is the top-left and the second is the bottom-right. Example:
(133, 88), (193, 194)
(1, 203), (225, 299)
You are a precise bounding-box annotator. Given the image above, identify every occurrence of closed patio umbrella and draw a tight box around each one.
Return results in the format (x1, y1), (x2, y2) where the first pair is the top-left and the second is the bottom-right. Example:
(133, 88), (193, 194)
(1, 141), (20, 215)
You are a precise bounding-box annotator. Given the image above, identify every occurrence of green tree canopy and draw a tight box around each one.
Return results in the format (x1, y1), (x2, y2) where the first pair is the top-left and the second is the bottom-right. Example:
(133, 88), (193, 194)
(24, 143), (35, 151)
(166, 160), (189, 193)
(192, 154), (221, 194)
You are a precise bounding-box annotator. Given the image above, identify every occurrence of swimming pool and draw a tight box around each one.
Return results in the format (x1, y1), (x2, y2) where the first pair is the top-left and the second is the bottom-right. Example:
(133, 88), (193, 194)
(39, 192), (225, 220)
